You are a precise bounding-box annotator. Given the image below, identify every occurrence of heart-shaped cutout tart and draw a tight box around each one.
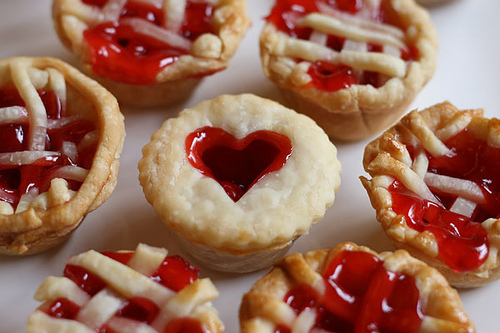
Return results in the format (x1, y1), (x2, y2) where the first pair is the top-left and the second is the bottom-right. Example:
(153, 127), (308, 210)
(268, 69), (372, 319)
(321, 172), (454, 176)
(139, 94), (341, 273)
(186, 126), (292, 201)
(240, 242), (475, 333)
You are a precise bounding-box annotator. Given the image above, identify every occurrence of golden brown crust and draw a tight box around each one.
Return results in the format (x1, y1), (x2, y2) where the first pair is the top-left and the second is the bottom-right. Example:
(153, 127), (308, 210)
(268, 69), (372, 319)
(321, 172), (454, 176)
(361, 101), (500, 287)
(240, 242), (475, 333)
(259, 0), (438, 141)
(0, 57), (125, 255)
(52, 0), (250, 108)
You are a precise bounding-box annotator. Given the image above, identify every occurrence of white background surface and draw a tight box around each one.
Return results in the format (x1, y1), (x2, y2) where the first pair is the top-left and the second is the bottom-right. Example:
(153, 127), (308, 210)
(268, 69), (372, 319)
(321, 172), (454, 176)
(0, 0), (499, 332)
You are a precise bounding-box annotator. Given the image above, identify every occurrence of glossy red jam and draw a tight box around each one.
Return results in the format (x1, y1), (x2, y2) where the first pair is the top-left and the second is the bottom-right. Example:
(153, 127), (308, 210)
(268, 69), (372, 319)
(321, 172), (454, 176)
(279, 250), (423, 333)
(0, 88), (96, 209)
(83, 0), (214, 85)
(390, 128), (498, 272)
(164, 317), (209, 333)
(307, 61), (356, 92)
(266, 0), (416, 91)
(44, 251), (207, 332)
(185, 126), (293, 202)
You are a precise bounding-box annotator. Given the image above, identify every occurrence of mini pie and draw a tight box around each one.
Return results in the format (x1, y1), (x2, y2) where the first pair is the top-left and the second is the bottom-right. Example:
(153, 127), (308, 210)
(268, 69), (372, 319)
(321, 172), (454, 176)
(260, 0), (438, 141)
(240, 242), (475, 333)
(0, 57), (124, 255)
(139, 94), (341, 273)
(361, 102), (500, 287)
(27, 243), (223, 333)
(52, 0), (250, 107)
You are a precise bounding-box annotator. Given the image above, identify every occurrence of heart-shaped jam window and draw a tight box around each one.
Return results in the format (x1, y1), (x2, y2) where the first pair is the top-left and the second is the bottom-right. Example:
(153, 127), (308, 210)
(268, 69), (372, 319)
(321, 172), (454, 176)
(185, 127), (292, 202)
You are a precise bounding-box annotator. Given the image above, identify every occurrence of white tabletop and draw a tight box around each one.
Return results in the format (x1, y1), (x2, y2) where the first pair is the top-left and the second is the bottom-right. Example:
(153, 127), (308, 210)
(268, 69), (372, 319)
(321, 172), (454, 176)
(0, 0), (498, 332)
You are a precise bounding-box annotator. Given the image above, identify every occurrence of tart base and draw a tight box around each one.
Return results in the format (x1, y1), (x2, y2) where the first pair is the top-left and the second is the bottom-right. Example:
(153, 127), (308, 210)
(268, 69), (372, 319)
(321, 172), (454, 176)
(170, 228), (296, 273)
(88, 72), (202, 109)
(279, 86), (413, 142)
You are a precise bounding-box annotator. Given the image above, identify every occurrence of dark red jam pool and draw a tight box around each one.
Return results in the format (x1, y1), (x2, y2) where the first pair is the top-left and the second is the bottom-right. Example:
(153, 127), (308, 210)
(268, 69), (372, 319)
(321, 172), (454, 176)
(82, 0), (215, 85)
(0, 88), (96, 209)
(265, 0), (418, 91)
(185, 126), (292, 202)
(389, 128), (499, 272)
(277, 250), (423, 333)
(43, 251), (207, 333)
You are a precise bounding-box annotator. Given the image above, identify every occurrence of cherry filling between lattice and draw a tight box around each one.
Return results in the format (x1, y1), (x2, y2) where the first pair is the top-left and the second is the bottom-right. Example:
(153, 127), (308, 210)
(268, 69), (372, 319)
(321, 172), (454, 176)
(28, 244), (220, 333)
(388, 127), (500, 272)
(266, 0), (417, 91)
(75, 0), (216, 84)
(274, 250), (423, 333)
(0, 67), (97, 214)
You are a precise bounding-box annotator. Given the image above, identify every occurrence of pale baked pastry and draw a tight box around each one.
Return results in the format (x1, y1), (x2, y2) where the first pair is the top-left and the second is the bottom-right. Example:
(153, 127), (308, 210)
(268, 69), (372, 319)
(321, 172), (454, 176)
(52, 0), (250, 107)
(361, 102), (500, 287)
(260, 0), (438, 141)
(27, 243), (223, 333)
(0, 57), (124, 255)
(240, 242), (475, 333)
(139, 94), (341, 272)
(416, 0), (455, 6)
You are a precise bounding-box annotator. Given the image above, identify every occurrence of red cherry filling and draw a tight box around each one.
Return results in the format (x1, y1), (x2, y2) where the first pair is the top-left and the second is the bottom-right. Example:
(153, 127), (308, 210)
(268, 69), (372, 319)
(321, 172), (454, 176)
(266, 0), (416, 91)
(44, 298), (80, 320)
(185, 127), (292, 202)
(116, 297), (159, 324)
(390, 182), (489, 272)
(44, 251), (206, 331)
(307, 61), (357, 92)
(164, 317), (209, 333)
(389, 128), (498, 272)
(82, 0), (215, 85)
(279, 250), (423, 333)
(0, 88), (97, 209)
(151, 255), (200, 292)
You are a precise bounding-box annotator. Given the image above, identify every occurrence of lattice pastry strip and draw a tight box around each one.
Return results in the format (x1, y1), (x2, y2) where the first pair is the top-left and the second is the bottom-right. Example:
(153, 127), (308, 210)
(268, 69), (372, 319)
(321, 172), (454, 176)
(28, 243), (223, 333)
(268, 0), (409, 83)
(362, 101), (500, 287)
(0, 61), (93, 215)
(240, 242), (475, 333)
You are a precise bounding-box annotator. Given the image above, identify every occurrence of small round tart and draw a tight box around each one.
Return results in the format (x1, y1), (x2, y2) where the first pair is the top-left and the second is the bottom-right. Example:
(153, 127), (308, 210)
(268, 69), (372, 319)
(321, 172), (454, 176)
(139, 94), (341, 272)
(0, 57), (124, 255)
(260, 0), (438, 141)
(27, 243), (223, 333)
(361, 102), (500, 287)
(52, 0), (250, 107)
(240, 242), (475, 333)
